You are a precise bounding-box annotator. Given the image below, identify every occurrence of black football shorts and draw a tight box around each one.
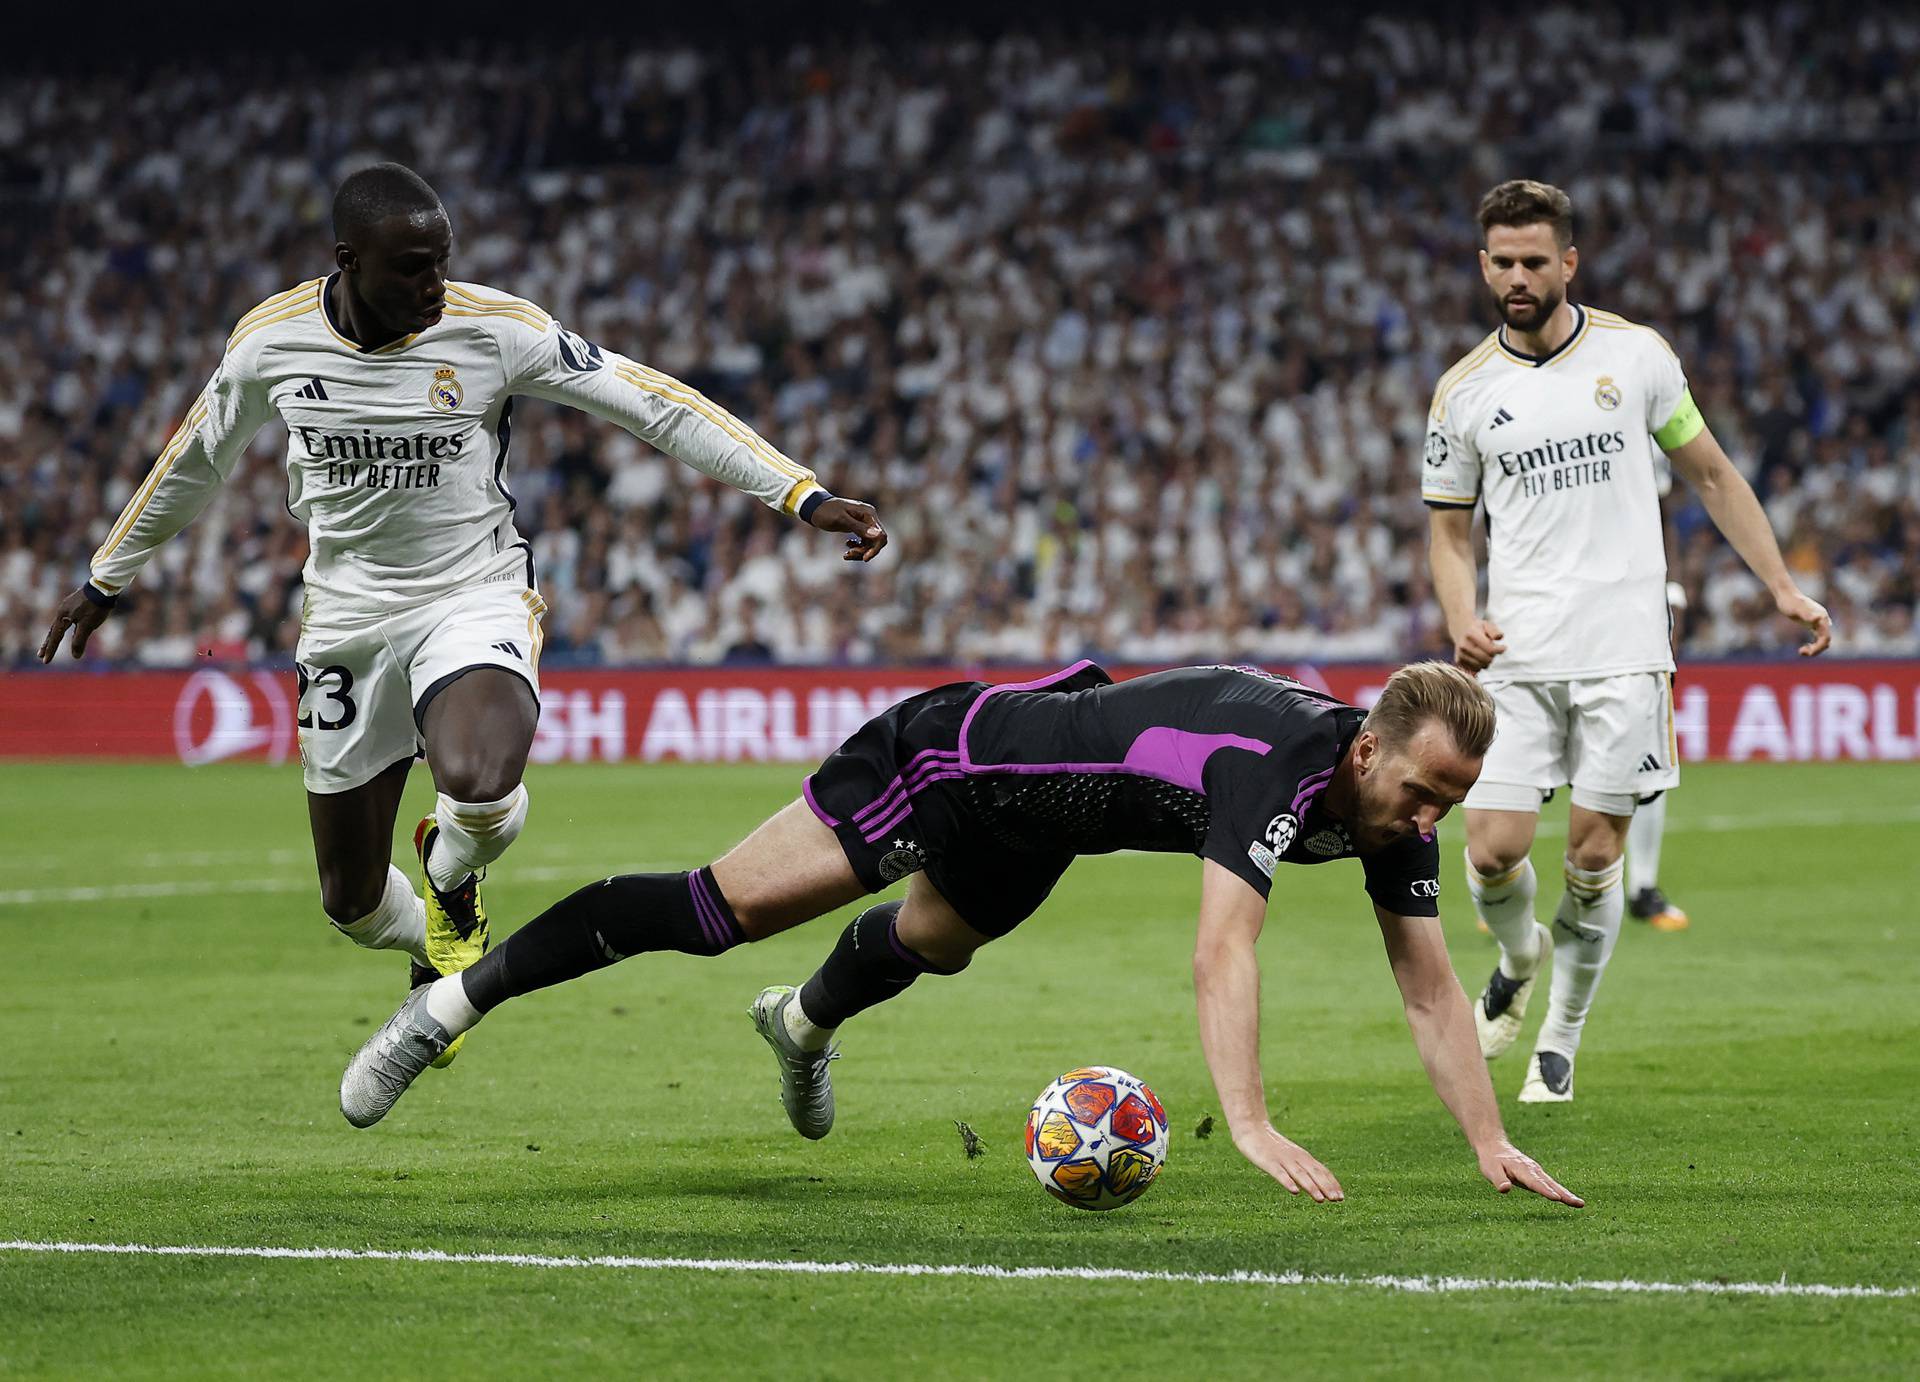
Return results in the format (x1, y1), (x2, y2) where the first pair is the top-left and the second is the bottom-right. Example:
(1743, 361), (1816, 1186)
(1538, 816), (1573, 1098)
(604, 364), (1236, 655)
(802, 679), (1075, 938)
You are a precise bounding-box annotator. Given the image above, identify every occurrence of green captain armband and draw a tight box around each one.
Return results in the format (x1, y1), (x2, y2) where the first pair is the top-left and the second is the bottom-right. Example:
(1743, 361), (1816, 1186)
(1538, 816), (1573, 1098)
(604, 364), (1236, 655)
(1653, 388), (1705, 450)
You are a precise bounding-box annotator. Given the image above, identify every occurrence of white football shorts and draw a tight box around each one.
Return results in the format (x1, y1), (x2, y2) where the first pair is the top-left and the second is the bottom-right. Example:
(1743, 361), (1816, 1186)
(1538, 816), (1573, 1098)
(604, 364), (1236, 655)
(294, 582), (547, 794)
(1465, 672), (1679, 818)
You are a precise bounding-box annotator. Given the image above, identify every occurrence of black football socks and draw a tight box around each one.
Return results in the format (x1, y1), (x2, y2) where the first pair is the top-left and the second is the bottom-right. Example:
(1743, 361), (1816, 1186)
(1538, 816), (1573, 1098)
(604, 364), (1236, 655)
(459, 867), (743, 1014)
(796, 901), (959, 1029)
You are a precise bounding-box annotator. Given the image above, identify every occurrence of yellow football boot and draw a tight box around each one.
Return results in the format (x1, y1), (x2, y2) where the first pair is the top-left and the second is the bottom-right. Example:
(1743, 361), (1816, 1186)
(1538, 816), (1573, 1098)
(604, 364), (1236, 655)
(414, 817), (491, 1067)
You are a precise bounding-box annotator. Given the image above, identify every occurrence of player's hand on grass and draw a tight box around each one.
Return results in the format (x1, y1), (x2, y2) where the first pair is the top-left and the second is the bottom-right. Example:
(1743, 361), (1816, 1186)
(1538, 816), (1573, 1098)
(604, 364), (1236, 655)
(1452, 618), (1506, 674)
(1233, 1124), (1345, 1203)
(1775, 588), (1832, 657)
(809, 497), (888, 562)
(39, 586), (112, 663)
(1476, 1140), (1584, 1207)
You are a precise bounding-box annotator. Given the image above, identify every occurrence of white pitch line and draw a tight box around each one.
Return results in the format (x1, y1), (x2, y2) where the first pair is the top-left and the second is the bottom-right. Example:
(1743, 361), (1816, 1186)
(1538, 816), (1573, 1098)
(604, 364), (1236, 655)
(0, 1240), (1910, 1300)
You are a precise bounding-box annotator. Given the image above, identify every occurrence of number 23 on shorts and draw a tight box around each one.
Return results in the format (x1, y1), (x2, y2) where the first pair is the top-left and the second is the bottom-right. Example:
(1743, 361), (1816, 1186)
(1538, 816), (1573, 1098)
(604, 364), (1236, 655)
(297, 663), (359, 730)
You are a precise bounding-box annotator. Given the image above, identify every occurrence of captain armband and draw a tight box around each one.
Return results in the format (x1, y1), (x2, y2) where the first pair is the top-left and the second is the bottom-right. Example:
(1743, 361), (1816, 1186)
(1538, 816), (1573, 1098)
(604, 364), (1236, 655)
(1653, 388), (1705, 451)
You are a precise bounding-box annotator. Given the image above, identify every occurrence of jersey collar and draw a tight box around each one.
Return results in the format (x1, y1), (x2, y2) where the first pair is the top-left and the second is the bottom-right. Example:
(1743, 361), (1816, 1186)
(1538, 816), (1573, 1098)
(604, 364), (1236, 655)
(1496, 302), (1589, 368)
(320, 272), (420, 355)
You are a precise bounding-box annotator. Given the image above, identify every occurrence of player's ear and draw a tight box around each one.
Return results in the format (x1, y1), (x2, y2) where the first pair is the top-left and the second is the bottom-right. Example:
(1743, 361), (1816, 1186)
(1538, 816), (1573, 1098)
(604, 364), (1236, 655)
(1563, 245), (1578, 282)
(335, 242), (356, 274)
(1478, 248), (1493, 284)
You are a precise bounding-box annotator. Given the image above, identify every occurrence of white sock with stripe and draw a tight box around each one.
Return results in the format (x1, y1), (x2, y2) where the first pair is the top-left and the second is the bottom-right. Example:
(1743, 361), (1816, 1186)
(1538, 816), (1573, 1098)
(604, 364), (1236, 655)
(1466, 851), (1543, 979)
(1535, 856), (1626, 1059)
(428, 786), (529, 891)
(333, 866), (430, 965)
(1626, 794), (1666, 897)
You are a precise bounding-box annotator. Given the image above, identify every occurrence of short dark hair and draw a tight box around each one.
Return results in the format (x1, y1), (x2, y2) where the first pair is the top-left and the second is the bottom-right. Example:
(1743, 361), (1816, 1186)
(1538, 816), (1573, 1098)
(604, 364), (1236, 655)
(332, 163), (444, 244)
(1477, 179), (1574, 250)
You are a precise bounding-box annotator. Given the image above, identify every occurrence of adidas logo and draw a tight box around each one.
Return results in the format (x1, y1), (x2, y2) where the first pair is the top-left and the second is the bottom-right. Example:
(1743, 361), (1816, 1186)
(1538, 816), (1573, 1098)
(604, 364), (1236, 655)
(1489, 407), (1515, 429)
(1637, 752), (1662, 773)
(490, 641), (522, 659)
(295, 378), (330, 401)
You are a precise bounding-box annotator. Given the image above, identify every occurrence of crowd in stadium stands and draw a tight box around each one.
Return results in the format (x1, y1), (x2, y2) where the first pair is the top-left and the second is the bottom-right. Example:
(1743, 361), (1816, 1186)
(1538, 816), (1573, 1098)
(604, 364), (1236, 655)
(4, 7), (1919, 668)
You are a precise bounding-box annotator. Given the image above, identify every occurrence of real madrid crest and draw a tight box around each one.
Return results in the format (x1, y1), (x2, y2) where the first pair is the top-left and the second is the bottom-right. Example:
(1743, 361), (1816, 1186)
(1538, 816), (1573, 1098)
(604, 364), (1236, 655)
(1594, 375), (1621, 411)
(429, 366), (464, 413)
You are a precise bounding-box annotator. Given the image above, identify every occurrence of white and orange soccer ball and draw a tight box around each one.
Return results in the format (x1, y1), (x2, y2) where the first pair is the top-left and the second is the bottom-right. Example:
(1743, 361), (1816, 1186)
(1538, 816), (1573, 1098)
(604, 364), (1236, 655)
(1024, 1066), (1169, 1210)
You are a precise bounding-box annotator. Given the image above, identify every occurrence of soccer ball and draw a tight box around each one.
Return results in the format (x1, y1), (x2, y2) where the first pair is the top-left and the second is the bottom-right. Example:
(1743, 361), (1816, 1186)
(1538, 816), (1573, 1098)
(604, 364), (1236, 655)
(1024, 1066), (1169, 1211)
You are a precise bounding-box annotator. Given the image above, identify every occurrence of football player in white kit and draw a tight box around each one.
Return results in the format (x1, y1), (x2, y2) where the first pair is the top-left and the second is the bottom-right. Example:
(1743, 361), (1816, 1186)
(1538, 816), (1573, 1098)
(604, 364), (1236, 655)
(1424, 180), (1828, 1102)
(40, 164), (888, 1067)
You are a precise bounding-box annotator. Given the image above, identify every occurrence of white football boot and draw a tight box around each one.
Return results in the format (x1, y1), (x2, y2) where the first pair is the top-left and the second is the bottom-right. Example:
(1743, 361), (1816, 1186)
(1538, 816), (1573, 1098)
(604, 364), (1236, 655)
(1472, 922), (1552, 1060)
(340, 987), (451, 1128)
(1519, 1049), (1575, 1103)
(750, 985), (839, 1140)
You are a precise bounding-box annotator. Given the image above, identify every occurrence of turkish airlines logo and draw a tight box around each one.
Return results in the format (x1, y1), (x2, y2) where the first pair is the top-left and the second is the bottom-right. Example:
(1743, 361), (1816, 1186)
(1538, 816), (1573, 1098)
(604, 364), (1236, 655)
(172, 669), (295, 766)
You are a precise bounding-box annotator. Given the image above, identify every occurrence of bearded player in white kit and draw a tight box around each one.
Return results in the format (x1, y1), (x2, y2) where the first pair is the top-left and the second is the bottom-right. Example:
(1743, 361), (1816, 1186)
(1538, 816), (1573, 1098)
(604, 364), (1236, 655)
(39, 164), (887, 1066)
(1424, 180), (1829, 1102)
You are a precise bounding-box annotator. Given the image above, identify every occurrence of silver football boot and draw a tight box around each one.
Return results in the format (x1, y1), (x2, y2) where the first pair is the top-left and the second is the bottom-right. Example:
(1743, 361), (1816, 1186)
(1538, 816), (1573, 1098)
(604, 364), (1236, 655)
(340, 986), (451, 1128)
(749, 985), (839, 1140)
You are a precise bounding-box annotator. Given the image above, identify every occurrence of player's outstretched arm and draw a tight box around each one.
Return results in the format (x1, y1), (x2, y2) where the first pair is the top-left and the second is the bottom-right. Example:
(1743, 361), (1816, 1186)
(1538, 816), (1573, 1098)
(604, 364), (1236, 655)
(47, 338), (273, 661)
(1193, 860), (1344, 1203)
(1374, 905), (1584, 1207)
(1667, 429), (1830, 656)
(507, 319), (887, 560)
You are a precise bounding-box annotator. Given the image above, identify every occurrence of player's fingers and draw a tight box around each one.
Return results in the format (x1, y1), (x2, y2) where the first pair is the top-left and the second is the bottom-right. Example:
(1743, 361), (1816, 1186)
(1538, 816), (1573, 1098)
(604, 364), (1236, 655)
(1292, 1157), (1336, 1202)
(71, 620), (93, 657)
(1268, 1163), (1303, 1195)
(39, 618), (68, 663)
(1313, 1163), (1346, 1202)
(1516, 1163), (1584, 1206)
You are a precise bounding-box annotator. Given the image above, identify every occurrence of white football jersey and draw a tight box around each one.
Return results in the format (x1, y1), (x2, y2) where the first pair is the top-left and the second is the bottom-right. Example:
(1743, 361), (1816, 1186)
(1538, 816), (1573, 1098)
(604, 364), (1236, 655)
(1422, 305), (1688, 681)
(91, 277), (827, 627)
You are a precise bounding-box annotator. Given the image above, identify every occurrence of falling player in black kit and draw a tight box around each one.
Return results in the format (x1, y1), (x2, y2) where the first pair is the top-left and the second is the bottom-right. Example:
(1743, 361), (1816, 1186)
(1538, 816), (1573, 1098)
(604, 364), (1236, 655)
(341, 660), (1582, 1207)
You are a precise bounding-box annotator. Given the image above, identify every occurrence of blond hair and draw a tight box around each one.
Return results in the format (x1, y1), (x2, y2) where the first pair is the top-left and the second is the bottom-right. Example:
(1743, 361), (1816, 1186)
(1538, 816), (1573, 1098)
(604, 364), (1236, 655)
(1364, 661), (1496, 758)
(1477, 178), (1574, 250)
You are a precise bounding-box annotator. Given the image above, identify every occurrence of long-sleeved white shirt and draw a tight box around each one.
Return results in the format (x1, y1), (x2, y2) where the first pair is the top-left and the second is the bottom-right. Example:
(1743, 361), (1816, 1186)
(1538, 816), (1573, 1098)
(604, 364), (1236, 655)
(91, 276), (826, 629)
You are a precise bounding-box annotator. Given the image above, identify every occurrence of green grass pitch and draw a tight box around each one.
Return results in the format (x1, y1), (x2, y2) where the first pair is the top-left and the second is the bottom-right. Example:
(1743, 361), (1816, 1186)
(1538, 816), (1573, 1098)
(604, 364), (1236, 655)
(1, 759), (1916, 1378)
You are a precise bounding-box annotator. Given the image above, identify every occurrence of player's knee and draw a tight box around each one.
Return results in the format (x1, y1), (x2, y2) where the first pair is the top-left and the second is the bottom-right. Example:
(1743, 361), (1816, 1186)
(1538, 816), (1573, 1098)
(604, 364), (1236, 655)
(317, 869), (386, 927)
(1467, 844), (1528, 877)
(892, 917), (978, 974)
(436, 757), (525, 806)
(434, 785), (530, 872)
(720, 883), (786, 943)
(1565, 837), (1624, 873)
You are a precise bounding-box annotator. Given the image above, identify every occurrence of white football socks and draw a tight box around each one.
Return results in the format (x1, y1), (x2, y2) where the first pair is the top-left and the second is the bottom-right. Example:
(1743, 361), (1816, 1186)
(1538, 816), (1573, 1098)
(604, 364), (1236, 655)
(428, 785), (529, 891)
(1535, 856), (1626, 1059)
(424, 973), (483, 1038)
(333, 866), (430, 965)
(784, 994), (835, 1051)
(1467, 851), (1544, 979)
(1626, 794), (1666, 897)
